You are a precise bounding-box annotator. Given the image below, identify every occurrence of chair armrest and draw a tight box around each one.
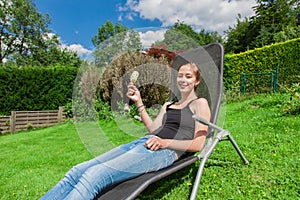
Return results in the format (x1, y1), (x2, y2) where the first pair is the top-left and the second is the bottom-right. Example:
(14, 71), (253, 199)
(192, 114), (224, 132)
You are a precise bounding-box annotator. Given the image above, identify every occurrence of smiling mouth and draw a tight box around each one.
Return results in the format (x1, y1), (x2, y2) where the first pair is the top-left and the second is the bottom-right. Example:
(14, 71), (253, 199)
(179, 84), (188, 88)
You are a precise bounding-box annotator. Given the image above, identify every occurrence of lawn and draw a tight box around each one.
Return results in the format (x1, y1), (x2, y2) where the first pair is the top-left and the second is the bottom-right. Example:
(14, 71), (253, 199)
(0, 93), (299, 200)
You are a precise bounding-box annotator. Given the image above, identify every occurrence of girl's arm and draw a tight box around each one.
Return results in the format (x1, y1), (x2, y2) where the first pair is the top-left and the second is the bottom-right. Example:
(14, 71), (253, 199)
(127, 82), (168, 133)
(139, 102), (169, 133)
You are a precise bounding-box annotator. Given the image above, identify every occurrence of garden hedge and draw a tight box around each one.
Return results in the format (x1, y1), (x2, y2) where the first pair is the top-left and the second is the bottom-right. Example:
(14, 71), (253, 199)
(0, 65), (78, 115)
(224, 38), (300, 90)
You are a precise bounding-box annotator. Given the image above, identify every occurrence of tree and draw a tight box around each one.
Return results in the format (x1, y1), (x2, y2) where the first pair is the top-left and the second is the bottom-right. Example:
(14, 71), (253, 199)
(163, 27), (200, 52)
(273, 25), (300, 42)
(91, 20), (128, 47)
(155, 21), (223, 52)
(0, 0), (81, 67)
(12, 45), (82, 67)
(225, 0), (299, 53)
(198, 29), (223, 45)
(0, 0), (50, 64)
(253, 0), (297, 29)
(144, 43), (181, 63)
(292, 0), (300, 25)
(224, 14), (259, 53)
(170, 21), (202, 45)
(252, 0), (297, 47)
(92, 21), (142, 67)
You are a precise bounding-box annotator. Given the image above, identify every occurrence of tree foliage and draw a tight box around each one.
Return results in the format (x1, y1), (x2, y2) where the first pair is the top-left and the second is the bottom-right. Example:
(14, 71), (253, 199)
(12, 45), (82, 67)
(224, 15), (253, 53)
(0, 0), (49, 63)
(154, 21), (223, 52)
(0, 0), (81, 67)
(145, 43), (181, 63)
(225, 0), (300, 53)
(198, 29), (223, 45)
(92, 21), (142, 68)
(91, 20), (128, 47)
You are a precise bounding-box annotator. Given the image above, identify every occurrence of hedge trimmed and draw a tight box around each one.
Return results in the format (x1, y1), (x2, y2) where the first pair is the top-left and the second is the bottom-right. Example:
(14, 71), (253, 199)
(0, 65), (78, 115)
(224, 38), (300, 89)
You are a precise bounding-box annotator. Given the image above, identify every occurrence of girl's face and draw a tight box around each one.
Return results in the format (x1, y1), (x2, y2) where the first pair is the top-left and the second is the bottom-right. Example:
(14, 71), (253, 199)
(177, 64), (200, 93)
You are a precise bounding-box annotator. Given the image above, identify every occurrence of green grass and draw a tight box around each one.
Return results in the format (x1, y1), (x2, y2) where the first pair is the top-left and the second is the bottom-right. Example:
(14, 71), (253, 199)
(0, 93), (299, 200)
(0, 122), (93, 199)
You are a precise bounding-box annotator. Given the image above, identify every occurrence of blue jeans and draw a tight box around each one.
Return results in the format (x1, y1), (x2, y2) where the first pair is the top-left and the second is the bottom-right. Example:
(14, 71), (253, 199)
(40, 135), (177, 200)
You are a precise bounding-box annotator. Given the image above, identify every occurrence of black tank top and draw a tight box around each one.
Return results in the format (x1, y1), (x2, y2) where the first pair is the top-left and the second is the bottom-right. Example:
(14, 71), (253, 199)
(151, 98), (198, 140)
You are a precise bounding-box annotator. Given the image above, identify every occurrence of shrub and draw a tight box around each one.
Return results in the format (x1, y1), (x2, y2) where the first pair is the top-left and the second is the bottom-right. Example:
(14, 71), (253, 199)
(99, 52), (171, 108)
(94, 99), (114, 120)
(26, 123), (33, 130)
(282, 83), (300, 115)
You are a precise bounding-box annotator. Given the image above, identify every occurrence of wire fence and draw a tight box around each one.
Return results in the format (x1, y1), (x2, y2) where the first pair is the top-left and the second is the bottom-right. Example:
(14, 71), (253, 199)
(240, 66), (300, 94)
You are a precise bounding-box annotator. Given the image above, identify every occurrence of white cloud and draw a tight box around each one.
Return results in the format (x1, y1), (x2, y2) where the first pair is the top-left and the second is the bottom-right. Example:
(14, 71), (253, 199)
(68, 44), (92, 57)
(119, 0), (257, 34)
(138, 29), (166, 48)
(45, 33), (91, 57)
(57, 36), (92, 59)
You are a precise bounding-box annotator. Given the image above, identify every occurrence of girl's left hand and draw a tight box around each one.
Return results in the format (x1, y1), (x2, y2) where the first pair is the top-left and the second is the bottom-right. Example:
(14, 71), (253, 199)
(144, 136), (165, 151)
(126, 82), (141, 103)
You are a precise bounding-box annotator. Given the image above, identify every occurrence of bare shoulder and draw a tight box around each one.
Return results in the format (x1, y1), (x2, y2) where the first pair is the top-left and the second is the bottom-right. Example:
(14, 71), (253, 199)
(162, 101), (172, 108)
(163, 101), (172, 106)
(190, 98), (210, 114)
(193, 98), (209, 107)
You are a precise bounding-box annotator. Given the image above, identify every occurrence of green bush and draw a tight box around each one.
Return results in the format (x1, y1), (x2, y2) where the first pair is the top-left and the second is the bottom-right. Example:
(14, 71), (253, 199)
(0, 65), (78, 114)
(281, 83), (300, 115)
(94, 99), (114, 120)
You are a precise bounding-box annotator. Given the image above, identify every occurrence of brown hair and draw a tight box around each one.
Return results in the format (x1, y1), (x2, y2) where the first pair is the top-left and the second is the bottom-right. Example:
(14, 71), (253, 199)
(190, 63), (201, 83)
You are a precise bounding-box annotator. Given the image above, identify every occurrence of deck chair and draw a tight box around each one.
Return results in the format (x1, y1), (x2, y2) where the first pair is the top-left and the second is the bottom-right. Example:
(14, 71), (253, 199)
(95, 43), (249, 200)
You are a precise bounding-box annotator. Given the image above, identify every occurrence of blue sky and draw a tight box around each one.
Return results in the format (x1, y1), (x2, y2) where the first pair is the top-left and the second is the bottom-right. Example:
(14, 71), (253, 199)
(33, 0), (257, 58)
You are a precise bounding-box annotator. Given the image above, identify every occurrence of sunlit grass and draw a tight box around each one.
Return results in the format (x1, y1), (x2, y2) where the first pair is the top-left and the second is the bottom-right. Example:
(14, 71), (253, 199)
(0, 93), (299, 199)
(138, 92), (300, 199)
(0, 122), (93, 199)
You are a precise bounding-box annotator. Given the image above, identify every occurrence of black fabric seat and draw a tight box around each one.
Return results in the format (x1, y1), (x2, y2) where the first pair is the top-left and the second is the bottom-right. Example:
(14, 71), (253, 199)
(96, 154), (197, 200)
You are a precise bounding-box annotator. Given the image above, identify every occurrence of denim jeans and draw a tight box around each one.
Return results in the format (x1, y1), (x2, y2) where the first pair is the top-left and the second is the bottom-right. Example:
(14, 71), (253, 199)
(40, 135), (177, 200)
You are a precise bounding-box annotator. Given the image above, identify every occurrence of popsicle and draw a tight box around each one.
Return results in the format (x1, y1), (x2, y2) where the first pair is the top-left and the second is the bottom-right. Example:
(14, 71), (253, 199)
(130, 71), (139, 83)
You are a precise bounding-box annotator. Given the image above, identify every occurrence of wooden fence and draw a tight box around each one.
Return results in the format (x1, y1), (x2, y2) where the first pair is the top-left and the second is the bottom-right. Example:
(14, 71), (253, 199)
(0, 106), (66, 134)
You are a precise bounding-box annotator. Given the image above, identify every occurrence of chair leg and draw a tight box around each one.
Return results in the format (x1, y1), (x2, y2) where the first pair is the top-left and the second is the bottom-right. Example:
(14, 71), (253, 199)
(189, 157), (206, 200)
(189, 137), (220, 200)
(227, 134), (249, 165)
(190, 131), (249, 200)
